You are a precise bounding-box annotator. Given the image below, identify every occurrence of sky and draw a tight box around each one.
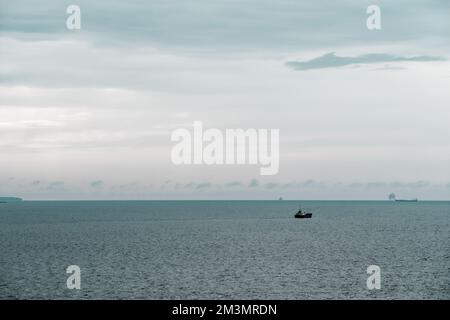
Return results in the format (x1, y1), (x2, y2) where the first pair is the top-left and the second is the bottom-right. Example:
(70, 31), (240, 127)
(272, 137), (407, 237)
(0, 0), (449, 200)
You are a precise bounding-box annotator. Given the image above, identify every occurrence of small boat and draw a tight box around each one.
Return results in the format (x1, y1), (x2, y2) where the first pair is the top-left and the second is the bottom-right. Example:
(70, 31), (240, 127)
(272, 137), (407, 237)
(294, 209), (312, 219)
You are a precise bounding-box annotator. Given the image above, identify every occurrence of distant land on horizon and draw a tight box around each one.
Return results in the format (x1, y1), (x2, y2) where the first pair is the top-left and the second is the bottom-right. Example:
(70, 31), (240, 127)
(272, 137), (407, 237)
(0, 197), (23, 202)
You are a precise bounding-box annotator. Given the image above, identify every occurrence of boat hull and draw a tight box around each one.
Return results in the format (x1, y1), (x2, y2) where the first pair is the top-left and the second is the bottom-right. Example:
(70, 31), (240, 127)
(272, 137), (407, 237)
(294, 213), (312, 219)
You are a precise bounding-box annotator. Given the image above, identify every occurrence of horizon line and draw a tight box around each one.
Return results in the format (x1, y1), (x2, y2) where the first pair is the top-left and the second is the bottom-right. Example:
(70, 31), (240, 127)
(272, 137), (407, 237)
(4, 198), (450, 202)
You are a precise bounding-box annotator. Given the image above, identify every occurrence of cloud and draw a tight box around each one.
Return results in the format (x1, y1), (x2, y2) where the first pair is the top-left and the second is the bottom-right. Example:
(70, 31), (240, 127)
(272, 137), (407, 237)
(264, 183), (279, 189)
(1, 2), (449, 201)
(300, 180), (320, 187)
(286, 52), (446, 70)
(349, 181), (431, 189)
(90, 180), (104, 188)
(249, 179), (259, 188)
(47, 181), (64, 190)
(150, 179), (437, 192)
(196, 182), (212, 190)
(374, 65), (406, 71)
(1, 1), (449, 51)
(224, 181), (243, 188)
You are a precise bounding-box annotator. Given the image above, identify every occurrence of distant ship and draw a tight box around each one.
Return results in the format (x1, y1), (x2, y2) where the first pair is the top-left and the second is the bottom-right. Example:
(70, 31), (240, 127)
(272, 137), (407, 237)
(389, 193), (418, 202)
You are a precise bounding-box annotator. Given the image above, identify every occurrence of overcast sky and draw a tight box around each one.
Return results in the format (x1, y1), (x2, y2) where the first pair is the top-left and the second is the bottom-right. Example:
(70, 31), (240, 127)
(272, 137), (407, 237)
(1, 0), (449, 200)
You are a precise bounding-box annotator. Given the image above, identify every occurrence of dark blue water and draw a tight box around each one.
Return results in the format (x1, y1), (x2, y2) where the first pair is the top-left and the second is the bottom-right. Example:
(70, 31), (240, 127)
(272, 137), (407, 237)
(0, 201), (448, 299)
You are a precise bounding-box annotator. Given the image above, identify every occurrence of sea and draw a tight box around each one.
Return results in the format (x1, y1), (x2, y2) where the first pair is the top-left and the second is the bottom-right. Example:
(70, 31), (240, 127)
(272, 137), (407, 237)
(0, 200), (448, 299)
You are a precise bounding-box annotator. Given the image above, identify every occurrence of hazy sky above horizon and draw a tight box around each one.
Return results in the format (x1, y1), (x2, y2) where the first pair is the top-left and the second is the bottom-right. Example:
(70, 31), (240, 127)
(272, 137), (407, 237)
(1, 0), (449, 200)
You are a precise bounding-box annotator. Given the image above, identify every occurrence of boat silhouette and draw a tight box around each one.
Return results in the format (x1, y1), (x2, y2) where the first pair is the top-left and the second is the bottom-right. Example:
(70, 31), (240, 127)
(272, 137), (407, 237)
(389, 193), (418, 202)
(294, 207), (312, 219)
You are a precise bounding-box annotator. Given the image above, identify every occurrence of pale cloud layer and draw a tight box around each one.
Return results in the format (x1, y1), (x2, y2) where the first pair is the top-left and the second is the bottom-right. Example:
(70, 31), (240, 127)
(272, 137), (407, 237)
(286, 52), (446, 70)
(1, 176), (448, 200)
(1, 0), (449, 50)
(1, 1), (449, 199)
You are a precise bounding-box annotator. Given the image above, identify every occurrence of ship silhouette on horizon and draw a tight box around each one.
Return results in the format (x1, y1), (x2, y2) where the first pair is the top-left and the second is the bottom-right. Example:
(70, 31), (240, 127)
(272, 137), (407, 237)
(389, 193), (418, 202)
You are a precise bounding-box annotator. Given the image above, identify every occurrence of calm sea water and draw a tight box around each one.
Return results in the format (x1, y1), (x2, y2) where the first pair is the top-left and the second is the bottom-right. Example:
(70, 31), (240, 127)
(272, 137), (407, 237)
(0, 201), (448, 299)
